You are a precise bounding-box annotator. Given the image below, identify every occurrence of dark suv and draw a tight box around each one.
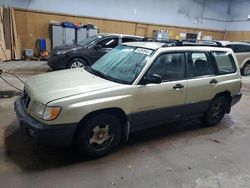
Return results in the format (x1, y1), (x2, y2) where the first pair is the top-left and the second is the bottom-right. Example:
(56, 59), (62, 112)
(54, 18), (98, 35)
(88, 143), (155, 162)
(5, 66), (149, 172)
(48, 34), (144, 70)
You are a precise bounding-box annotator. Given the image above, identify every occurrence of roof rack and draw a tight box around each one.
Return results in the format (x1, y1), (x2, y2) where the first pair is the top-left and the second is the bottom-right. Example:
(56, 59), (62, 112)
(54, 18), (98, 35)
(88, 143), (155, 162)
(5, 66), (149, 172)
(171, 40), (223, 47)
(142, 38), (223, 47)
(143, 38), (181, 47)
(192, 40), (223, 47)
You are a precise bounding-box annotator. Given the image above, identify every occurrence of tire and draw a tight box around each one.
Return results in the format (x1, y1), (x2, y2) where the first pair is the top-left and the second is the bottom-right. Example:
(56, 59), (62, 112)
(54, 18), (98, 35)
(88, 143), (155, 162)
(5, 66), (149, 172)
(76, 113), (122, 158)
(201, 96), (227, 127)
(68, 58), (88, 69)
(241, 62), (250, 76)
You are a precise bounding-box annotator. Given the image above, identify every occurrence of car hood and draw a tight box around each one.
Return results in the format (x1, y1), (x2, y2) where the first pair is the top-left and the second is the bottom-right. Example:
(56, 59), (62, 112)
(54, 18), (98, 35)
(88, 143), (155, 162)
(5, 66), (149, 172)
(25, 69), (121, 104)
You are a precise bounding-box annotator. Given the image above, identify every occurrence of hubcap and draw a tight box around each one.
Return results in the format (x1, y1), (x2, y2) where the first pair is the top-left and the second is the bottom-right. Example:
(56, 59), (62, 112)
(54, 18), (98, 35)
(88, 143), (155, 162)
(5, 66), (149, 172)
(89, 125), (112, 149)
(71, 61), (85, 68)
(243, 64), (250, 75)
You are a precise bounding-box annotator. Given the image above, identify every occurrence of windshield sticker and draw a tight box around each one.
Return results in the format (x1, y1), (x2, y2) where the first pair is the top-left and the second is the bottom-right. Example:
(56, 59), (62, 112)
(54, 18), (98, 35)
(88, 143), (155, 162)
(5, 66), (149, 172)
(134, 48), (152, 55)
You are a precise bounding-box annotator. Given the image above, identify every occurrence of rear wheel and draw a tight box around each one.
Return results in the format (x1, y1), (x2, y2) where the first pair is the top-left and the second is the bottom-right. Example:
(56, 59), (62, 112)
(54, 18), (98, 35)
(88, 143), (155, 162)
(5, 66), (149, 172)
(76, 114), (122, 158)
(68, 58), (87, 69)
(241, 62), (250, 76)
(201, 96), (227, 127)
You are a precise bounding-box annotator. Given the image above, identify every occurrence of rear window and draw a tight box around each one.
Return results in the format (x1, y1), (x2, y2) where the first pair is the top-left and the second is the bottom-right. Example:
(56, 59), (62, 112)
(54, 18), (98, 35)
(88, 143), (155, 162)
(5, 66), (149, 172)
(212, 51), (236, 74)
(122, 37), (139, 43)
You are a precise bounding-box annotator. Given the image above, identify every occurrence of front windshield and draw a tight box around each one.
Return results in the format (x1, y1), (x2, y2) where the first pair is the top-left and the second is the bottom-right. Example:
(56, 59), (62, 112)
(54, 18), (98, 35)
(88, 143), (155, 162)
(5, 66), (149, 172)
(90, 45), (154, 84)
(78, 35), (103, 47)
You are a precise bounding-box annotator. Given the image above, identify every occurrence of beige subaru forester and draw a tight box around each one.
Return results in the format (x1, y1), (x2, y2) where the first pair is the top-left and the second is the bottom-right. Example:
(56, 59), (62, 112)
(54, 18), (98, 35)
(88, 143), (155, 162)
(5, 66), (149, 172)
(15, 42), (242, 158)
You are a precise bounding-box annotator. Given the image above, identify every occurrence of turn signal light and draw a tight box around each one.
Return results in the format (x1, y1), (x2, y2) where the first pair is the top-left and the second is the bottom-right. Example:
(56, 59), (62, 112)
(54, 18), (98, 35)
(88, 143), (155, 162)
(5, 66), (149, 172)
(43, 106), (61, 120)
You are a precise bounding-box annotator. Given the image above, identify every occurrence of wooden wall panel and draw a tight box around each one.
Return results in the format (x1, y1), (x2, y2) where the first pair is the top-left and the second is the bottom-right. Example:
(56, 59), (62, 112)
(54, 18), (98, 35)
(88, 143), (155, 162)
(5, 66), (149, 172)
(15, 10), (89, 53)
(146, 25), (225, 40)
(14, 9), (226, 53)
(201, 30), (225, 40)
(99, 20), (136, 35)
(224, 31), (250, 41)
(136, 24), (147, 37)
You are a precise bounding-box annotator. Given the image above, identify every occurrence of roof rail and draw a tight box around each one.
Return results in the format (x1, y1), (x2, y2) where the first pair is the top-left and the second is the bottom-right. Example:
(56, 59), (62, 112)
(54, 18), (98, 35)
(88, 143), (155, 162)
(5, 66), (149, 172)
(142, 38), (223, 47)
(195, 40), (223, 47)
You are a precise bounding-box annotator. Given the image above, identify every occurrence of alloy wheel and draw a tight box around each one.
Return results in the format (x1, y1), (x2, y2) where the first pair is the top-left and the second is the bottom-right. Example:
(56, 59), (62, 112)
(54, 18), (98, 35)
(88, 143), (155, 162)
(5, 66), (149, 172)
(70, 61), (85, 68)
(210, 101), (224, 121)
(243, 63), (250, 75)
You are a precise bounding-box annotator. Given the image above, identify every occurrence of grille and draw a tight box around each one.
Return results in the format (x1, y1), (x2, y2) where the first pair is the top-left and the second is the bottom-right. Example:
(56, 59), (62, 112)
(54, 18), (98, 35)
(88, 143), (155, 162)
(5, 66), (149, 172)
(22, 89), (31, 109)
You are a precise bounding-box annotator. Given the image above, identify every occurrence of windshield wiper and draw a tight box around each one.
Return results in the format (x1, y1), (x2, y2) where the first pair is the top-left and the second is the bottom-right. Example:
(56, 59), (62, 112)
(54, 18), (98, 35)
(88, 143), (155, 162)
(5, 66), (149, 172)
(86, 67), (110, 80)
(85, 67), (129, 84)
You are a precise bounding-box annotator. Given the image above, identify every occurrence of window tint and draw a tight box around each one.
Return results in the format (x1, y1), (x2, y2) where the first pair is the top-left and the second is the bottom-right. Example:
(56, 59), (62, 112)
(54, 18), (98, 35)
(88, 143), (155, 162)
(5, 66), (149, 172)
(122, 37), (138, 43)
(187, 52), (215, 77)
(227, 44), (250, 53)
(147, 53), (185, 81)
(97, 37), (119, 48)
(212, 51), (236, 74)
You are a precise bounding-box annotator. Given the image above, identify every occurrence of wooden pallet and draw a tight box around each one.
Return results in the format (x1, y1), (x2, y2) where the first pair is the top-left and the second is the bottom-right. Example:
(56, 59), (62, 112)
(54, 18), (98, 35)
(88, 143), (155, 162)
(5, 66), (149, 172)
(0, 7), (21, 61)
(0, 7), (7, 61)
(10, 8), (21, 60)
(25, 57), (48, 61)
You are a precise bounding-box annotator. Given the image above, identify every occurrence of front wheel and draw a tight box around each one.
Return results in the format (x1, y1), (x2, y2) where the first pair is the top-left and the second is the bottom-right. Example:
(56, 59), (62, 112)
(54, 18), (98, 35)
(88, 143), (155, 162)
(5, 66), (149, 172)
(241, 62), (250, 76)
(201, 96), (227, 127)
(76, 114), (122, 158)
(68, 58), (87, 69)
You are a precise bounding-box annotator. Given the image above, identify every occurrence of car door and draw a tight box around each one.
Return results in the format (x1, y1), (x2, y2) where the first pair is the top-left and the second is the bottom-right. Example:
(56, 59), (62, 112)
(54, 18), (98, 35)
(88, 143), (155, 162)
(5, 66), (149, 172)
(184, 51), (216, 116)
(131, 52), (188, 131)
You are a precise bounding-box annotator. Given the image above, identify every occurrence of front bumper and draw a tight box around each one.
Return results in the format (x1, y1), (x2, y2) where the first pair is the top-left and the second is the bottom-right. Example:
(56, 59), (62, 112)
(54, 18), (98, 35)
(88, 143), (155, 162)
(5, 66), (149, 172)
(48, 54), (67, 70)
(14, 97), (78, 147)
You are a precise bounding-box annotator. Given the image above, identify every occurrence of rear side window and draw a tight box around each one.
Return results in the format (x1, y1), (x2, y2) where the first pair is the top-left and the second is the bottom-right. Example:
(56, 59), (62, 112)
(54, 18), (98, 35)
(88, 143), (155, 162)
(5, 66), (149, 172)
(122, 37), (139, 43)
(212, 51), (236, 74)
(227, 45), (250, 53)
(187, 52), (215, 77)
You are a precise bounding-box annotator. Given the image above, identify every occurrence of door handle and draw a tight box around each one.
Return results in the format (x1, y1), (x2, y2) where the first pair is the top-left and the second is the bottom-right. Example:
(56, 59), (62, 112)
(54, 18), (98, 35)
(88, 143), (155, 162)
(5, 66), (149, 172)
(210, 79), (218, 85)
(173, 84), (184, 90)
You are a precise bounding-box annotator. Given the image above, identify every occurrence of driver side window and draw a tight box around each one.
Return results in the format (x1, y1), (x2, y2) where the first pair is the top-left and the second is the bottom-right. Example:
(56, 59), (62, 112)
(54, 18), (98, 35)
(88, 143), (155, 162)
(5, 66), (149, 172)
(97, 37), (119, 49)
(147, 53), (186, 81)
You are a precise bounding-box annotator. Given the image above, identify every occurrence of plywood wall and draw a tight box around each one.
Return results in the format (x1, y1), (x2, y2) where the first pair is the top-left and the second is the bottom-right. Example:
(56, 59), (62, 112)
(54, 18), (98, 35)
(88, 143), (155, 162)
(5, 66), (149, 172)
(14, 8), (226, 53)
(224, 31), (250, 41)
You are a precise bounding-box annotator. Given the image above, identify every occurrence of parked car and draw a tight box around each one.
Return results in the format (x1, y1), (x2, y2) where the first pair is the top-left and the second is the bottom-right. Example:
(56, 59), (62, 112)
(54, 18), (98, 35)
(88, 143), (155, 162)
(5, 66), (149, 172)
(48, 34), (144, 70)
(15, 42), (242, 158)
(218, 41), (250, 75)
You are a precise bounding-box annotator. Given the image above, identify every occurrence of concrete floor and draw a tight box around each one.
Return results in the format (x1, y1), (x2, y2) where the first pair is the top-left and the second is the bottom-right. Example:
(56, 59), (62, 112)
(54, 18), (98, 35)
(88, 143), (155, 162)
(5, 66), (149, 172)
(0, 61), (250, 188)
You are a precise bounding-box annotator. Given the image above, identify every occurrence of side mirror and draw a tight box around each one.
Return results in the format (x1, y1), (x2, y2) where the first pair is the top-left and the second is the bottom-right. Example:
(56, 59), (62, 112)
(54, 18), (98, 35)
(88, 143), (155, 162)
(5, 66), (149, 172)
(93, 44), (102, 50)
(143, 74), (162, 85)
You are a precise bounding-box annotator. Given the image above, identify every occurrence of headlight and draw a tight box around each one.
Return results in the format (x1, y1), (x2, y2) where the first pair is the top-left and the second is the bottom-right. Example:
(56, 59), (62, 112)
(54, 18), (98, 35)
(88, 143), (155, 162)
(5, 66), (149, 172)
(32, 102), (45, 118)
(32, 102), (61, 121)
(56, 50), (70, 55)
